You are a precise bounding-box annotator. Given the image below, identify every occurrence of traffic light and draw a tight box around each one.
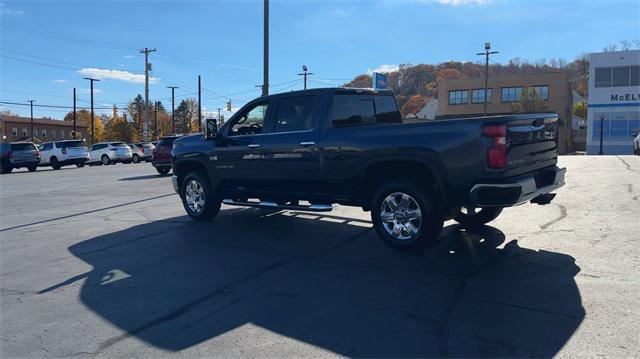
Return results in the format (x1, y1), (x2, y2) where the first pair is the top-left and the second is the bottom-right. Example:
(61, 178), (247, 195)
(70, 131), (76, 139)
(226, 100), (232, 112)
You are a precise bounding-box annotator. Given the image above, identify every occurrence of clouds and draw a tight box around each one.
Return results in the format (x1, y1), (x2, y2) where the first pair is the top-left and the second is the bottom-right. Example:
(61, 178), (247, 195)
(0, 2), (24, 16)
(122, 55), (135, 59)
(434, 0), (492, 5)
(77, 68), (158, 84)
(53, 79), (68, 83)
(367, 64), (399, 74)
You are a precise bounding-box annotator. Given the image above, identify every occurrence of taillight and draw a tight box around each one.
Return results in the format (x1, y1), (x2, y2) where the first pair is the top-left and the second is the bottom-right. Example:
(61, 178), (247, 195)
(36, 150), (40, 157)
(483, 125), (507, 169)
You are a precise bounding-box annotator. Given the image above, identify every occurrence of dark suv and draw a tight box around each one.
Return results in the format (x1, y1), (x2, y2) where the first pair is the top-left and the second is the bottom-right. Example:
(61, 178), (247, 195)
(152, 135), (181, 175)
(0, 142), (41, 174)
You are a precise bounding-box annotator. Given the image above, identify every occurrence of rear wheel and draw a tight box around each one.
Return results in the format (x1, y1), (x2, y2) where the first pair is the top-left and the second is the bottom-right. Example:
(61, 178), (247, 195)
(132, 154), (140, 163)
(371, 179), (444, 252)
(76, 162), (85, 168)
(156, 167), (170, 175)
(180, 171), (221, 220)
(51, 157), (61, 170)
(454, 207), (503, 228)
(101, 155), (111, 165)
(27, 165), (37, 172)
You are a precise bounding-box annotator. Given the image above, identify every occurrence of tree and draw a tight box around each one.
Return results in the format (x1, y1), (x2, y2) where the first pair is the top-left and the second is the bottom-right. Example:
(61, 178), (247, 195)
(572, 100), (587, 119)
(511, 87), (546, 113)
(400, 95), (429, 116)
(343, 74), (372, 88)
(104, 116), (136, 142)
(174, 99), (198, 134)
(127, 94), (146, 139)
(63, 110), (104, 143)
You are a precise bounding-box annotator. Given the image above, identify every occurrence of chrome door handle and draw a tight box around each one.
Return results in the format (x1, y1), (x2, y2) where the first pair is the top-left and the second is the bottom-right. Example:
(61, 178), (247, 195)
(248, 144), (261, 149)
(299, 141), (315, 147)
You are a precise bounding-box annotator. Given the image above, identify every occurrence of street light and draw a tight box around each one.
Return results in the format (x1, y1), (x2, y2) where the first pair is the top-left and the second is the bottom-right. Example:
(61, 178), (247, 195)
(599, 113), (605, 155)
(476, 42), (498, 116)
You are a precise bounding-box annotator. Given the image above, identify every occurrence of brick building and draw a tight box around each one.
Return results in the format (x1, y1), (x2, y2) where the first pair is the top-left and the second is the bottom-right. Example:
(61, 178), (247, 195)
(437, 72), (573, 154)
(0, 115), (88, 143)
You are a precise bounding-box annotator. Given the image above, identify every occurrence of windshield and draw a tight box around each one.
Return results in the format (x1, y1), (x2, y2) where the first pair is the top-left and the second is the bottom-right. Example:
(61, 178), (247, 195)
(11, 143), (37, 151)
(56, 141), (85, 148)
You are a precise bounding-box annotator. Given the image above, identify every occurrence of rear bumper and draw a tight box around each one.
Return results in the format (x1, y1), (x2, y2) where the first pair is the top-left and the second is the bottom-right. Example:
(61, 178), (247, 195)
(152, 160), (171, 169)
(470, 166), (566, 207)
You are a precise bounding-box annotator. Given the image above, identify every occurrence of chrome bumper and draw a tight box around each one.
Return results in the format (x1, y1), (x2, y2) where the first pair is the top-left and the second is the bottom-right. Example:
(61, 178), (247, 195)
(171, 175), (179, 194)
(470, 166), (566, 207)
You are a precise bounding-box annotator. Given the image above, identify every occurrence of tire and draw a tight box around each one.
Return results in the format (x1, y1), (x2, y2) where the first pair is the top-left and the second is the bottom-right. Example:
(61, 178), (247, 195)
(51, 157), (61, 170)
(454, 207), (503, 229)
(132, 154), (140, 163)
(180, 171), (221, 221)
(371, 179), (444, 252)
(101, 155), (111, 165)
(28, 165), (37, 172)
(76, 162), (85, 168)
(156, 167), (170, 175)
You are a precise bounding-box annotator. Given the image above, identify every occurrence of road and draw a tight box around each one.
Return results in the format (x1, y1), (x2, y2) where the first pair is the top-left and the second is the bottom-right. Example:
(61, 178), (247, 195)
(1, 156), (639, 357)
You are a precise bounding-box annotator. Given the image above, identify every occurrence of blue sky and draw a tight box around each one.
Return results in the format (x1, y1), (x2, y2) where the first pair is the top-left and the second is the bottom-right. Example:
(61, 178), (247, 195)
(1, 0), (639, 119)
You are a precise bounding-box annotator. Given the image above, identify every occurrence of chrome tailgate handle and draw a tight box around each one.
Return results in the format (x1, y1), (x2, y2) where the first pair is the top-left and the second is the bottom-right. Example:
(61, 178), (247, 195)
(299, 141), (315, 147)
(247, 144), (261, 149)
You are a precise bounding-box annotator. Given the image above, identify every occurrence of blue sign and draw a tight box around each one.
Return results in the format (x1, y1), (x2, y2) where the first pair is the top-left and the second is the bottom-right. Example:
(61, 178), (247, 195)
(373, 72), (388, 90)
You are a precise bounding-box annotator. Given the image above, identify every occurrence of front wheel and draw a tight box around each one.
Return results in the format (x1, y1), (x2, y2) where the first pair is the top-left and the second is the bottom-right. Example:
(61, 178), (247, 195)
(132, 154), (140, 163)
(51, 157), (61, 170)
(156, 167), (170, 175)
(180, 172), (221, 220)
(76, 162), (85, 168)
(28, 165), (37, 172)
(454, 207), (503, 229)
(101, 155), (111, 165)
(371, 179), (444, 252)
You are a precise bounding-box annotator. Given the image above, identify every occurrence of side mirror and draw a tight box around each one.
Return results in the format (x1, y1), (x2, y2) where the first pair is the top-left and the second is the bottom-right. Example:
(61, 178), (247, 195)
(205, 118), (218, 140)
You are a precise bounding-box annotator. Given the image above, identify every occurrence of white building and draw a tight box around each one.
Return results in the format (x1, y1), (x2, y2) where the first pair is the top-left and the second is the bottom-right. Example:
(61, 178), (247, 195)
(415, 98), (438, 120)
(587, 50), (640, 154)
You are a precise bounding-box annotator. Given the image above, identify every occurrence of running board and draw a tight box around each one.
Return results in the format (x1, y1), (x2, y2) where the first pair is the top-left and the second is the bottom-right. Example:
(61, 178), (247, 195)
(222, 199), (333, 212)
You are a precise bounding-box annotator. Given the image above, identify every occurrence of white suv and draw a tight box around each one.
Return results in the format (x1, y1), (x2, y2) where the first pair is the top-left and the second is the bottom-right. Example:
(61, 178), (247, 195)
(39, 140), (89, 170)
(88, 142), (133, 165)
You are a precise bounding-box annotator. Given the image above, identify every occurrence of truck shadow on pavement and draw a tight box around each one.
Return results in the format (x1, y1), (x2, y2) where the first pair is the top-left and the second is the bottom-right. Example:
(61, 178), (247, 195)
(62, 208), (585, 357)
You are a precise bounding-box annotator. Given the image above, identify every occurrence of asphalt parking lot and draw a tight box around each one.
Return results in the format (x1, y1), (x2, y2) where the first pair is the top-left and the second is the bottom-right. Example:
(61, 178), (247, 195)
(1, 156), (639, 357)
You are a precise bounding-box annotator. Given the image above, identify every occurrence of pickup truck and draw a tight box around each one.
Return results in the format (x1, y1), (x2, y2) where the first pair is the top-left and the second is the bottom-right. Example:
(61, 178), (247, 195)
(171, 88), (565, 251)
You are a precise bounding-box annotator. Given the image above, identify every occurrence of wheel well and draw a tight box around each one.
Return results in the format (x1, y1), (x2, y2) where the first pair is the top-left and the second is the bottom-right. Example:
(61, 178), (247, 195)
(175, 161), (209, 189)
(361, 160), (446, 210)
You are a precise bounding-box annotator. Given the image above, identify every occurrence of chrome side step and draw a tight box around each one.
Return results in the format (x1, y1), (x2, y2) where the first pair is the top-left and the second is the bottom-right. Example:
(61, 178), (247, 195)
(222, 199), (333, 212)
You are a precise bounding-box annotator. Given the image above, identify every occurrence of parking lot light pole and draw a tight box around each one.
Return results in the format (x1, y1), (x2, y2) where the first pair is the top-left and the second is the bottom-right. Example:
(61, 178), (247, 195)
(27, 100), (35, 141)
(167, 86), (178, 134)
(476, 42), (498, 117)
(599, 113), (605, 155)
(83, 77), (100, 144)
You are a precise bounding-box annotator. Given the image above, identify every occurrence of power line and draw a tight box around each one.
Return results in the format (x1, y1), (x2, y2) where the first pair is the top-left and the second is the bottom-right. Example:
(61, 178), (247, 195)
(0, 101), (112, 110)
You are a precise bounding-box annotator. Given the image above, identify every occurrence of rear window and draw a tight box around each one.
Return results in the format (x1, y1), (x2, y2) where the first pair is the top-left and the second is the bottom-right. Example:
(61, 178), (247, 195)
(56, 140), (85, 148)
(158, 136), (179, 146)
(11, 143), (37, 151)
(331, 94), (400, 128)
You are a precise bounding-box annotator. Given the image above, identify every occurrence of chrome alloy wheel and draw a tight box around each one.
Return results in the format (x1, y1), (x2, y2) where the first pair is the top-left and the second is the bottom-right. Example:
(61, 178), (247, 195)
(185, 179), (206, 215)
(380, 192), (423, 241)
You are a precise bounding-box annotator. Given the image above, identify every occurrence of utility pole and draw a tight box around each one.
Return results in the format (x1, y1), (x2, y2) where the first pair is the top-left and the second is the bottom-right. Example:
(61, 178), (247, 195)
(72, 88), (77, 137)
(476, 42), (498, 116)
(217, 107), (221, 121)
(27, 100), (35, 141)
(263, 0), (269, 96)
(167, 86), (178, 134)
(140, 47), (156, 141)
(83, 77), (100, 144)
(298, 65), (313, 90)
(154, 101), (158, 140)
(197, 75), (202, 132)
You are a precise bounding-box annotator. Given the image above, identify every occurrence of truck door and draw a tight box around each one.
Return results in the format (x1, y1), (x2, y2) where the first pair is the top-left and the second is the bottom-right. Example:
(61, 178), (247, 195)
(259, 94), (321, 195)
(215, 100), (270, 194)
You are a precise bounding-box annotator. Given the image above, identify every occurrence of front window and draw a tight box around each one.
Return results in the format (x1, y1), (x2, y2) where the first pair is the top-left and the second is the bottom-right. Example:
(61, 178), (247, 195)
(501, 87), (523, 102)
(471, 89), (491, 104)
(229, 103), (267, 136)
(448, 90), (468, 105)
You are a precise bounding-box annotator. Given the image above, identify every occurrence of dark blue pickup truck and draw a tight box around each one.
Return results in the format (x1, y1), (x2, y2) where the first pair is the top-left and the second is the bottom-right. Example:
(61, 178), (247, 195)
(171, 88), (565, 251)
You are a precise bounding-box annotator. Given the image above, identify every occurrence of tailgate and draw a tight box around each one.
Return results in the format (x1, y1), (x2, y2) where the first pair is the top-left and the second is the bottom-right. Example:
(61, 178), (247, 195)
(505, 114), (558, 176)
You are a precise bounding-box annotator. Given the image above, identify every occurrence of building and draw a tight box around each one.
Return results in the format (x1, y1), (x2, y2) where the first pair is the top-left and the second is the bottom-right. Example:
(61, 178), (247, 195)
(437, 72), (573, 154)
(0, 115), (88, 143)
(586, 50), (640, 155)
(415, 98), (439, 120)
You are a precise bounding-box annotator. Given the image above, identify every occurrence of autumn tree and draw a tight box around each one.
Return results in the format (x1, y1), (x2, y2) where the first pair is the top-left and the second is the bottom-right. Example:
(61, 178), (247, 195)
(104, 116), (136, 142)
(511, 87), (546, 113)
(127, 95), (146, 139)
(63, 110), (104, 143)
(174, 99), (198, 134)
(343, 74), (372, 88)
(572, 100), (587, 119)
(400, 95), (429, 116)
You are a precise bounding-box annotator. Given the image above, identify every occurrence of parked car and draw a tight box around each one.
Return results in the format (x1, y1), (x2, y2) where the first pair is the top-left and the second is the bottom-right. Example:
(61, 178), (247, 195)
(88, 142), (133, 165)
(152, 135), (181, 175)
(633, 131), (639, 155)
(128, 142), (154, 163)
(0, 142), (41, 174)
(39, 140), (89, 170)
(171, 88), (566, 252)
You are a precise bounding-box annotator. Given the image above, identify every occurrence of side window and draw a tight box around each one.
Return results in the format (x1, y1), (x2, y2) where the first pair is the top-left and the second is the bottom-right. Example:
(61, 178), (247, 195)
(229, 103), (268, 136)
(332, 95), (376, 128)
(273, 95), (317, 133)
(41, 143), (53, 151)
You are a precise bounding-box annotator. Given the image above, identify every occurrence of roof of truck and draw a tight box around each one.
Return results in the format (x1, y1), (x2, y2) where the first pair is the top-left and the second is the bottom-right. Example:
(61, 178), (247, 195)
(265, 87), (394, 99)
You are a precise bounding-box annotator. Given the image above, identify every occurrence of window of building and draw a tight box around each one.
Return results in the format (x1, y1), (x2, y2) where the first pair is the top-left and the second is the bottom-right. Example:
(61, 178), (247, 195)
(448, 90), (468, 105)
(595, 67), (612, 88)
(22, 128), (27, 137)
(471, 89), (491, 104)
(631, 66), (640, 86)
(61, 130), (65, 139)
(273, 95), (317, 133)
(42, 129), (47, 138)
(531, 85), (549, 100)
(610, 112), (628, 140)
(51, 129), (56, 138)
(32, 128), (37, 137)
(11, 128), (17, 136)
(612, 66), (630, 87)
(501, 87), (523, 102)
